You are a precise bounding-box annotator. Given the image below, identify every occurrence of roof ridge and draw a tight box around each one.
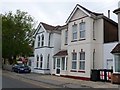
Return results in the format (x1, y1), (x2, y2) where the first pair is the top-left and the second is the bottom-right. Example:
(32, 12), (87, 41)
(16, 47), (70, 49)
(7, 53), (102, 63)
(77, 4), (103, 16)
(40, 22), (55, 28)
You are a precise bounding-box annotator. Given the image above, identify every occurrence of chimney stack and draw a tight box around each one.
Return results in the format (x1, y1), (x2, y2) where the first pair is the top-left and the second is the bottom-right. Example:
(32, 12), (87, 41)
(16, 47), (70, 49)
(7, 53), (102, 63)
(118, 1), (120, 8)
(108, 10), (110, 18)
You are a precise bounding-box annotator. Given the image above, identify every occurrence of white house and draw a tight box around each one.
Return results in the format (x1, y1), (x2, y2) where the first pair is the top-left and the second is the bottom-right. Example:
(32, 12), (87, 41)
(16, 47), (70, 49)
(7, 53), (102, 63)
(110, 1), (120, 84)
(33, 22), (61, 74)
(32, 4), (118, 81)
(51, 4), (118, 80)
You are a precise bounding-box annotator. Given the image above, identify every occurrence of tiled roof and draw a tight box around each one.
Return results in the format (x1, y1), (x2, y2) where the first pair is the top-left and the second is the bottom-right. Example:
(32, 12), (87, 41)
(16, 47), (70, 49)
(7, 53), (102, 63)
(111, 43), (120, 54)
(54, 50), (68, 56)
(41, 22), (55, 30)
(41, 22), (67, 31)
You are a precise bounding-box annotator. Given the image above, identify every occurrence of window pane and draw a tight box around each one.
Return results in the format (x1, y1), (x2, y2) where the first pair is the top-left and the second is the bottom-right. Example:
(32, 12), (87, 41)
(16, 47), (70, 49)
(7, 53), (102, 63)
(73, 33), (77, 40)
(57, 58), (60, 67)
(72, 53), (77, 60)
(40, 55), (43, 68)
(72, 24), (77, 40)
(36, 56), (39, 67)
(66, 57), (68, 70)
(80, 52), (85, 60)
(72, 61), (77, 69)
(115, 55), (120, 72)
(47, 54), (50, 69)
(80, 22), (85, 39)
(38, 36), (40, 41)
(80, 31), (85, 38)
(79, 61), (85, 70)
(53, 58), (56, 69)
(41, 41), (44, 46)
(62, 57), (65, 70)
(65, 30), (68, 44)
(38, 42), (40, 47)
(42, 35), (44, 40)
(41, 34), (44, 46)
(80, 22), (85, 30)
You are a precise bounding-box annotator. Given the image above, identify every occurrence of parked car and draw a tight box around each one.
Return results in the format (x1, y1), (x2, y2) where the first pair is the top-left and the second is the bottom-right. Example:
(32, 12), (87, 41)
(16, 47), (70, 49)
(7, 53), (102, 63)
(12, 64), (31, 73)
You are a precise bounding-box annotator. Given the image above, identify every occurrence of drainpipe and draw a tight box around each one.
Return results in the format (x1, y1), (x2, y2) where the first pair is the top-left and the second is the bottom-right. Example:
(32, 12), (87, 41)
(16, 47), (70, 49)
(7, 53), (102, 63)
(118, 1), (120, 43)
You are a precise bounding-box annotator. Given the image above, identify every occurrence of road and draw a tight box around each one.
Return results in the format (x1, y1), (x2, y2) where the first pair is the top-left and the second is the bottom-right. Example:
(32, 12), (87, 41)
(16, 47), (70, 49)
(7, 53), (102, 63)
(2, 71), (62, 89)
(2, 75), (40, 88)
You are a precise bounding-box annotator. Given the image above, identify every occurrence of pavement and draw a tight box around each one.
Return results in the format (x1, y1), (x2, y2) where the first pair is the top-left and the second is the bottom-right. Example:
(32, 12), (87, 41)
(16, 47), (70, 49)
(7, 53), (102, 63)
(2, 70), (120, 88)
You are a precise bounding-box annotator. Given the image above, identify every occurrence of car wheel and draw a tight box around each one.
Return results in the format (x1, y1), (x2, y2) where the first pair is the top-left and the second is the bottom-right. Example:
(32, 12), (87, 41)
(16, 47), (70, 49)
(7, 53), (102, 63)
(17, 70), (20, 73)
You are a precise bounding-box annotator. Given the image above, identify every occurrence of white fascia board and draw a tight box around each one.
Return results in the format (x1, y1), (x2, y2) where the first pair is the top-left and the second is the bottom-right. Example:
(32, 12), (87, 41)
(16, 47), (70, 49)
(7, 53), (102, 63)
(66, 5), (91, 24)
(33, 23), (47, 37)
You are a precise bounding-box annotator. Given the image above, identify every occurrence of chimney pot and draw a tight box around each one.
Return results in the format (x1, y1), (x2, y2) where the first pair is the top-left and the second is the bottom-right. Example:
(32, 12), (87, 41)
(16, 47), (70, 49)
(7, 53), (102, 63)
(108, 10), (110, 18)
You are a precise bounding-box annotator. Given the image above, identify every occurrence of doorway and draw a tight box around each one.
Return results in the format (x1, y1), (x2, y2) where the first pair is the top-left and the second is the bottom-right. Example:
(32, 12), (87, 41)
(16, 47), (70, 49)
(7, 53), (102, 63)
(56, 58), (60, 75)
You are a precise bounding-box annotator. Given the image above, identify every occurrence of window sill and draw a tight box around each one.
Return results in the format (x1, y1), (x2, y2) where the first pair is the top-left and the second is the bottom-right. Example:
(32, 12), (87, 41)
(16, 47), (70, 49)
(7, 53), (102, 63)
(70, 70), (77, 72)
(79, 39), (86, 41)
(71, 40), (77, 42)
(78, 70), (85, 73)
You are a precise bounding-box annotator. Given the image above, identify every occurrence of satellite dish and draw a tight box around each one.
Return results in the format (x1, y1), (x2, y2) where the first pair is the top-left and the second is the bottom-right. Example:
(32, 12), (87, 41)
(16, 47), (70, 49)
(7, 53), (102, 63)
(118, 1), (120, 8)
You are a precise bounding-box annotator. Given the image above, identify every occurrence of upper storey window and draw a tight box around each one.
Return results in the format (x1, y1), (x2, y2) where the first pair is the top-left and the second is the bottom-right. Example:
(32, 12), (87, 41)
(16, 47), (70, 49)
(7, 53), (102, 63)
(38, 36), (40, 47)
(79, 22), (85, 39)
(72, 24), (77, 41)
(65, 30), (68, 44)
(41, 34), (44, 47)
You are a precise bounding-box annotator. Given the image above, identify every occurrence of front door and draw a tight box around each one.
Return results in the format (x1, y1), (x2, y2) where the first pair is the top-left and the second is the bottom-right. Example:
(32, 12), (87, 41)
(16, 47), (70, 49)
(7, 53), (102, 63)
(56, 58), (60, 75)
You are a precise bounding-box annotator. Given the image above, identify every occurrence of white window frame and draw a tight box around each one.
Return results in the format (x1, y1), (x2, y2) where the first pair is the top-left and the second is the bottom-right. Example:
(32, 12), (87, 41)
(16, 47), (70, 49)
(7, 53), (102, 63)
(72, 24), (77, 41)
(65, 30), (68, 44)
(79, 22), (85, 39)
(53, 58), (56, 69)
(72, 52), (77, 70)
(114, 54), (120, 73)
(79, 52), (85, 71)
(40, 54), (43, 69)
(41, 34), (44, 47)
(47, 54), (50, 69)
(48, 33), (51, 46)
(61, 57), (65, 70)
(38, 36), (40, 47)
(36, 55), (39, 68)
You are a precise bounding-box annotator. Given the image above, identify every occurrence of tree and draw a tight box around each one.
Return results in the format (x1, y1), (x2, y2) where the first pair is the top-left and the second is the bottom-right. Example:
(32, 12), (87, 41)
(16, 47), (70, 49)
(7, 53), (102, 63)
(2, 10), (35, 64)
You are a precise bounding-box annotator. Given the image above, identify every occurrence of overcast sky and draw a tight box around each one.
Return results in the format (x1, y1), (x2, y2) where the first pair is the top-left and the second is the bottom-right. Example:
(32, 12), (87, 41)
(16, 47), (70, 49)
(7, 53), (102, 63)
(1, 0), (120, 27)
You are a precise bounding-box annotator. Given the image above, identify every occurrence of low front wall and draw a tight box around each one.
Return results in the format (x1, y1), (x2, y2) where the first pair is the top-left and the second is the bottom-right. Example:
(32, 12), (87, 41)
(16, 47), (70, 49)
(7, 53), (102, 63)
(3, 65), (12, 71)
(33, 69), (50, 74)
(60, 75), (90, 81)
(111, 73), (120, 84)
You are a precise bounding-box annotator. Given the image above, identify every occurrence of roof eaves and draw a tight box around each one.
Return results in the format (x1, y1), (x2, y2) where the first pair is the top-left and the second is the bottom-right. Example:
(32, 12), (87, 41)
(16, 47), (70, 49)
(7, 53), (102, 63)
(102, 16), (118, 26)
(113, 8), (120, 14)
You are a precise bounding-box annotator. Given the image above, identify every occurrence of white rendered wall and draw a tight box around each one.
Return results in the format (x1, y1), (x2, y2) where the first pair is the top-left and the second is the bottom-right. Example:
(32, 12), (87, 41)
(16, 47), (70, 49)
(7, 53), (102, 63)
(103, 42), (118, 69)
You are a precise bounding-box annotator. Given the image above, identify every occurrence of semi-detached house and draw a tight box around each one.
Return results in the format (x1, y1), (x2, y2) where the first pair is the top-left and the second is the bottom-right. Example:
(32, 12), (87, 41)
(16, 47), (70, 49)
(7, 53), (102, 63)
(32, 4), (118, 80)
